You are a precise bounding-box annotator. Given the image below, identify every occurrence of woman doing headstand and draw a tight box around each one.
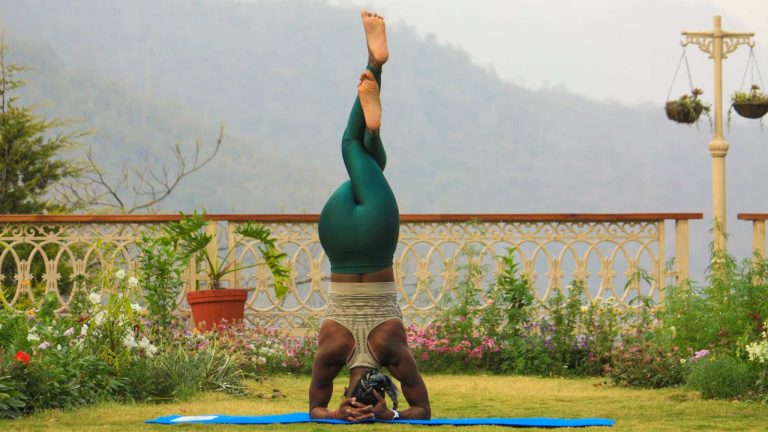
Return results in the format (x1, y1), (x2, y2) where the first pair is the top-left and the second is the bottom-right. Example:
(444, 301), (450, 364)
(309, 11), (431, 422)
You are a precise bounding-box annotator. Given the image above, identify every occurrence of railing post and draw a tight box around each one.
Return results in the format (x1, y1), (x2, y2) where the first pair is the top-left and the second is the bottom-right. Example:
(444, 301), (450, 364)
(753, 219), (766, 261)
(226, 221), (238, 289)
(658, 220), (666, 297)
(675, 219), (690, 283)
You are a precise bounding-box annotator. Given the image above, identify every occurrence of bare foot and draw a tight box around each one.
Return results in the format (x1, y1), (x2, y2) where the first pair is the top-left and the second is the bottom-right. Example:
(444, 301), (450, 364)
(361, 10), (388, 68)
(358, 70), (381, 131)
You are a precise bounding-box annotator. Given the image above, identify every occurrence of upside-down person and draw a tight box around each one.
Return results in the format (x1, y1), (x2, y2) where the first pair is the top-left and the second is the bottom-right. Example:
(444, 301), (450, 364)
(308, 10), (431, 422)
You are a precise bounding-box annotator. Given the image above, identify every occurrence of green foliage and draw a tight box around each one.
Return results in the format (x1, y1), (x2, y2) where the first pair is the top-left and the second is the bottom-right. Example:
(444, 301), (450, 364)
(438, 242), (486, 338)
(0, 42), (86, 214)
(160, 211), (289, 298)
(605, 340), (686, 388)
(410, 239), (628, 377)
(731, 84), (768, 104)
(658, 250), (768, 356)
(686, 356), (757, 399)
(136, 230), (185, 330)
(0, 375), (26, 419)
(480, 248), (534, 339)
(543, 281), (588, 371)
(0, 308), (28, 352)
(121, 343), (245, 402)
(18, 349), (124, 412)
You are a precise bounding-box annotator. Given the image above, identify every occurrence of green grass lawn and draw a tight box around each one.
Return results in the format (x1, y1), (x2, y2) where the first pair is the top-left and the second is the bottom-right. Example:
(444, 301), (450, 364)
(2, 374), (767, 431)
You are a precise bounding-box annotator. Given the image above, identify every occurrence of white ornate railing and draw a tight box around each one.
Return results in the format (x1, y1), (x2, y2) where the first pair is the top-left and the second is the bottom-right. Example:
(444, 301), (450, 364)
(0, 213), (702, 329)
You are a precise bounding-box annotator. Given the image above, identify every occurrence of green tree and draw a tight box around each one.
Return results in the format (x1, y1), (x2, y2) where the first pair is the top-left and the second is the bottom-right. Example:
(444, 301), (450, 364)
(0, 39), (85, 214)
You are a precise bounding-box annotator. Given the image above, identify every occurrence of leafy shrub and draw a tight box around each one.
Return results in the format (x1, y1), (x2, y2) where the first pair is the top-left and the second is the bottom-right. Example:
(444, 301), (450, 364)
(744, 321), (768, 401)
(409, 245), (624, 377)
(686, 356), (757, 399)
(0, 374), (26, 419)
(659, 251), (768, 356)
(136, 231), (185, 330)
(604, 340), (686, 388)
(479, 248), (535, 339)
(17, 349), (124, 411)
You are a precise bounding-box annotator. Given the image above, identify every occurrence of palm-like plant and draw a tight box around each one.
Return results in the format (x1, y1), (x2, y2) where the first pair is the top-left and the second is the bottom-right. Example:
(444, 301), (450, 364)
(162, 211), (289, 298)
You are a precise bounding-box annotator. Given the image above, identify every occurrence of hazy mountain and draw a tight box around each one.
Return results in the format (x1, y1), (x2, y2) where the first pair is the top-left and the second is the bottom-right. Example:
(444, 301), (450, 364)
(1, 0), (767, 273)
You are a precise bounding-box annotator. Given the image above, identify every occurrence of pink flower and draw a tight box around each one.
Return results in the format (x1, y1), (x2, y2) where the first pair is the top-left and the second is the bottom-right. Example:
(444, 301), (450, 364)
(421, 352), (429, 361)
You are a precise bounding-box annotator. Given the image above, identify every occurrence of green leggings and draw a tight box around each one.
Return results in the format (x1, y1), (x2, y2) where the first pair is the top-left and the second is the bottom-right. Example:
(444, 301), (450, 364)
(318, 65), (400, 274)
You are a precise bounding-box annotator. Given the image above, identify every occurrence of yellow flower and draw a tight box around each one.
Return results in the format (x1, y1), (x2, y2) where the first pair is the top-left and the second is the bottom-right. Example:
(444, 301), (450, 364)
(21, 280), (31, 287)
(25, 308), (36, 318)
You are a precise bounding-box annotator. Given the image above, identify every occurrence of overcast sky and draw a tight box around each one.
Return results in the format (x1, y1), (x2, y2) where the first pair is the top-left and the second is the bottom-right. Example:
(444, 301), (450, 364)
(238, 0), (768, 106)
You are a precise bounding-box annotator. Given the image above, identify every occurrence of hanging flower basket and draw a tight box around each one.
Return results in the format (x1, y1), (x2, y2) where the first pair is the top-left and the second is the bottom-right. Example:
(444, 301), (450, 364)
(731, 85), (768, 119)
(665, 89), (709, 124)
(733, 103), (768, 119)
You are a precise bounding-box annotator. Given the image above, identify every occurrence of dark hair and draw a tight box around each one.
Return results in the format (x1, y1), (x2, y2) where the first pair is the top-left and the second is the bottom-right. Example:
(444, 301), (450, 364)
(350, 368), (399, 409)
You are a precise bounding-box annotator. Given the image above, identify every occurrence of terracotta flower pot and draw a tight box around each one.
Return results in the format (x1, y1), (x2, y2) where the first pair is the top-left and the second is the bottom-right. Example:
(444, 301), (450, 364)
(186, 288), (248, 332)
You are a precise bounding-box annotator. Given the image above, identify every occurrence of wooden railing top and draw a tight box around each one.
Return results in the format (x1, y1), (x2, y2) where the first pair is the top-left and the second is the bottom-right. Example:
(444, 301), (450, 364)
(738, 213), (768, 221)
(0, 213), (704, 223)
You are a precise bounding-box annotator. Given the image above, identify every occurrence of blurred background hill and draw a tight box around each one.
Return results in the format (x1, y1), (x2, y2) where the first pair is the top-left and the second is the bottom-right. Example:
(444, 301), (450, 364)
(1, 0), (767, 276)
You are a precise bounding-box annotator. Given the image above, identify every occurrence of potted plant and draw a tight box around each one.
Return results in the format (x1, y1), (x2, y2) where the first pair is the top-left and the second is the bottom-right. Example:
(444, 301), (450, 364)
(665, 88), (710, 124)
(731, 84), (768, 119)
(162, 211), (289, 331)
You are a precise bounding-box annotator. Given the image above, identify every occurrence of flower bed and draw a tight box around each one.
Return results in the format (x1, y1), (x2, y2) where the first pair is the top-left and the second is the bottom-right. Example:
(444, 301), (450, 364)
(3, 237), (768, 419)
(0, 267), (316, 419)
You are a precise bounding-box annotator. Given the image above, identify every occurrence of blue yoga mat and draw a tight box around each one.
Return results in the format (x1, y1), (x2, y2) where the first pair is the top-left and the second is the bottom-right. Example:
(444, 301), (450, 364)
(146, 412), (615, 427)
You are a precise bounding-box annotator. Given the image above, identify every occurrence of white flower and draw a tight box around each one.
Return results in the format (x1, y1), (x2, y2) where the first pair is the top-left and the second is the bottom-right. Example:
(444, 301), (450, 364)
(88, 292), (101, 304)
(64, 327), (75, 337)
(257, 356), (267, 365)
(123, 333), (137, 349)
(115, 269), (126, 280)
(38, 341), (50, 350)
(746, 341), (768, 363)
(80, 324), (89, 337)
(27, 332), (41, 342)
(138, 336), (151, 350)
(94, 311), (106, 326)
(131, 303), (146, 314)
(128, 276), (139, 287)
(146, 344), (158, 357)
(56, 344), (62, 351)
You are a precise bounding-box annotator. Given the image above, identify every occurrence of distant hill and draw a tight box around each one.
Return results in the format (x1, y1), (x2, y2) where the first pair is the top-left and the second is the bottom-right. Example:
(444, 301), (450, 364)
(1, 0), (767, 271)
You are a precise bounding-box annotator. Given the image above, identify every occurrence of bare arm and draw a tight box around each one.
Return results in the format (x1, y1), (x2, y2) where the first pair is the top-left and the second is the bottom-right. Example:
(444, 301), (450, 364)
(309, 322), (374, 422)
(384, 347), (431, 420)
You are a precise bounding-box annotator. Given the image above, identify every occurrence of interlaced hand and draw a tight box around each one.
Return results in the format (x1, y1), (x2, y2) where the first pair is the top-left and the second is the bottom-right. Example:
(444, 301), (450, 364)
(370, 390), (396, 420)
(335, 397), (374, 422)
